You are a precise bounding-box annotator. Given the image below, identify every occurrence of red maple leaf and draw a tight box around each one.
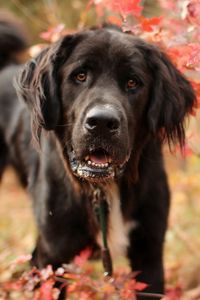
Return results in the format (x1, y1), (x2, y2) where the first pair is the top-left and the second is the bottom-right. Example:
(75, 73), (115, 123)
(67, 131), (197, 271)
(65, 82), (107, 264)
(134, 281), (148, 291)
(73, 247), (92, 267)
(36, 279), (54, 300)
(140, 16), (162, 32)
(106, 0), (143, 18)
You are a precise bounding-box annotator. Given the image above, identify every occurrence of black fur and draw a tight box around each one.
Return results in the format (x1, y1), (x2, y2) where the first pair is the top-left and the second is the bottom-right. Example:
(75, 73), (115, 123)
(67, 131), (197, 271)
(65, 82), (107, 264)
(0, 12), (28, 70)
(0, 23), (196, 300)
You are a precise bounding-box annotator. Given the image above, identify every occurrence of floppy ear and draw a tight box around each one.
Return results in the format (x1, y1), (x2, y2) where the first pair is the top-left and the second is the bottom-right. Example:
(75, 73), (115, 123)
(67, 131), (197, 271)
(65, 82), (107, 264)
(15, 34), (80, 143)
(144, 45), (196, 147)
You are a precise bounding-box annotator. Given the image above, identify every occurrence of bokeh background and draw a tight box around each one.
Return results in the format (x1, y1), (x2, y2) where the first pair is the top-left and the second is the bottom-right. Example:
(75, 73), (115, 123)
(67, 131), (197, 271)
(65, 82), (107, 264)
(0, 0), (200, 299)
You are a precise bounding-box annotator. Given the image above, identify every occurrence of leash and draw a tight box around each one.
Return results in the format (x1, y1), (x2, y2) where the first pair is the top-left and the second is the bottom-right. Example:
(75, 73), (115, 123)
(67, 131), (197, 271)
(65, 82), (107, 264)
(92, 186), (113, 277)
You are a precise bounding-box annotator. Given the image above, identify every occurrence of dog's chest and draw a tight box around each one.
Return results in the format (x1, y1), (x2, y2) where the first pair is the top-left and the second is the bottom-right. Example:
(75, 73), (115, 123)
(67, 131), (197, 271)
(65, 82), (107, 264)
(95, 183), (135, 258)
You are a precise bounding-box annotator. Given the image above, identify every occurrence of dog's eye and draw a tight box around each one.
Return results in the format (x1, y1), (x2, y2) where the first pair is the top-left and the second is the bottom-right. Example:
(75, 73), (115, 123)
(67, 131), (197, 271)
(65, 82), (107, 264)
(126, 78), (139, 90)
(75, 72), (87, 83)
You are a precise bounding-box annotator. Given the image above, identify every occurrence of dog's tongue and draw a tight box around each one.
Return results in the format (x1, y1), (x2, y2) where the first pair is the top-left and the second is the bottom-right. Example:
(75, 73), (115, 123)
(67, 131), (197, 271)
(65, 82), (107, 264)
(89, 153), (109, 164)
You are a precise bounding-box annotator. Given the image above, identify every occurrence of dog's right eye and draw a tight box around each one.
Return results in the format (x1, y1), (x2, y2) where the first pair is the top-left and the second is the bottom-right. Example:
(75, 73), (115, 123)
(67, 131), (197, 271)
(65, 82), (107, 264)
(75, 72), (87, 83)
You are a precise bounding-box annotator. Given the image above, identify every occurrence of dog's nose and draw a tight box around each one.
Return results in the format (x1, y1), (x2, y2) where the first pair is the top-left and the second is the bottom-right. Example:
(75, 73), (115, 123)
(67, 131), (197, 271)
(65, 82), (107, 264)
(84, 106), (120, 134)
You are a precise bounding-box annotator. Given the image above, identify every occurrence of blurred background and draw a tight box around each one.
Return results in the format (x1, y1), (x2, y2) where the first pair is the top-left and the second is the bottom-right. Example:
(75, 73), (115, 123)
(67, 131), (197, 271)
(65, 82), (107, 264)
(0, 0), (161, 42)
(0, 0), (200, 299)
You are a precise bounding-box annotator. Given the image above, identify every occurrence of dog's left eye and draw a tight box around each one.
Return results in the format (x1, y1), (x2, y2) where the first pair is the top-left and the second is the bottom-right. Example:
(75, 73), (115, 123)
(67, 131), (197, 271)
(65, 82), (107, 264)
(126, 78), (139, 90)
(75, 72), (87, 83)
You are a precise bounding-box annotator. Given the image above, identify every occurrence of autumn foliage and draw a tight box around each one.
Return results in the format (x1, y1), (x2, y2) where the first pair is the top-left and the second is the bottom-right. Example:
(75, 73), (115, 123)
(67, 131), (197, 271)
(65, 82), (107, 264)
(0, 251), (149, 299)
(0, 1), (200, 299)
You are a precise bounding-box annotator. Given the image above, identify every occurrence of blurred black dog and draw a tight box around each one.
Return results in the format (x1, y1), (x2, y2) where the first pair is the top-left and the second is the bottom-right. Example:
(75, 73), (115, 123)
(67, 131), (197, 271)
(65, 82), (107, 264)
(0, 15), (196, 300)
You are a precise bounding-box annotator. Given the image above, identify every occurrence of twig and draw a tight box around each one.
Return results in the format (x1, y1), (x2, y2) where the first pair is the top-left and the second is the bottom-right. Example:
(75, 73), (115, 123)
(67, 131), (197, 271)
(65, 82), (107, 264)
(136, 291), (165, 298)
(54, 276), (68, 284)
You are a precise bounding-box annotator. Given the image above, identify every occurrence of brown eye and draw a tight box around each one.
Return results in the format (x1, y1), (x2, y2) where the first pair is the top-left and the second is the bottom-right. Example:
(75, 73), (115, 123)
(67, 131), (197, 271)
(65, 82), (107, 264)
(75, 72), (87, 82)
(127, 79), (139, 90)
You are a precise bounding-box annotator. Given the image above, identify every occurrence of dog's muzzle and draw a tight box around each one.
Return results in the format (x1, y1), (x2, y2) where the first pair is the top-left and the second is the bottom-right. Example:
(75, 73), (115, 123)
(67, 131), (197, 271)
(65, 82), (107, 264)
(68, 105), (128, 182)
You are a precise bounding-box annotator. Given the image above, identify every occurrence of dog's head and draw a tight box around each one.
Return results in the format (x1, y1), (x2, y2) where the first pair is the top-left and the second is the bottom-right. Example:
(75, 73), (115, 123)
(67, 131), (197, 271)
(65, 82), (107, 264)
(16, 27), (196, 183)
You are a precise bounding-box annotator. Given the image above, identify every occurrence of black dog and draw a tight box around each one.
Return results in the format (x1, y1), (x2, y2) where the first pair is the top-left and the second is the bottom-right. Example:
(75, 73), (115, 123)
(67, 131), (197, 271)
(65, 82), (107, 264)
(0, 20), (195, 299)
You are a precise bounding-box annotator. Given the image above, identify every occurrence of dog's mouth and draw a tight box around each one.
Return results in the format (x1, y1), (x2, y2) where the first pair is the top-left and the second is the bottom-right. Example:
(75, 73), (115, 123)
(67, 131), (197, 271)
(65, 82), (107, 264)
(68, 147), (126, 181)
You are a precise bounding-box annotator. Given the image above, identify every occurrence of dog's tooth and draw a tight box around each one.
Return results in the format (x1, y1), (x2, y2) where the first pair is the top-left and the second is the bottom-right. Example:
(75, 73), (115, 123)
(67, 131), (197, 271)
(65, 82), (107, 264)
(91, 162), (95, 166)
(105, 163), (109, 167)
(85, 155), (89, 161)
(88, 160), (92, 165)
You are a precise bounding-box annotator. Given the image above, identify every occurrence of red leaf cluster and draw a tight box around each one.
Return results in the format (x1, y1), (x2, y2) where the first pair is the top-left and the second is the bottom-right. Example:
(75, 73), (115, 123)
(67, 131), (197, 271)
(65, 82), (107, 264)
(0, 253), (152, 300)
(167, 44), (200, 72)
(140, 16), (162, 32)
(162, 286), (182, 300)
(88, 0), (143, 20)
(105, 0), (143, 19)
(73, 247), (92, 267)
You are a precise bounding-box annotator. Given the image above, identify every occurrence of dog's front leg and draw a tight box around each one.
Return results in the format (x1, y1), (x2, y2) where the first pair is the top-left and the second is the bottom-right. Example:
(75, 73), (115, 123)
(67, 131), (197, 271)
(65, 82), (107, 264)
(128, 226), (165, 300)
(127, 190), (169, 300)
